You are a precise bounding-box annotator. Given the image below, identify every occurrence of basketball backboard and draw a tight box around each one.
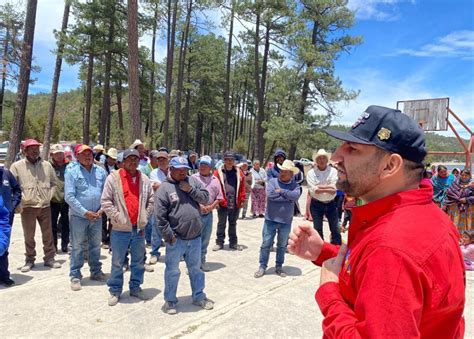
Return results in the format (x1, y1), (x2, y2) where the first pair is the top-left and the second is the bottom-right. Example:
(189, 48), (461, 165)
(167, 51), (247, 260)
(397, 98), (449, 131)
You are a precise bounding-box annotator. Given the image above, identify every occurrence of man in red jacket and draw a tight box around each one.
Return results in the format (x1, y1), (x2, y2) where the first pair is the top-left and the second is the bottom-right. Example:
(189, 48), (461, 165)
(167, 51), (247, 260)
(289, 105), (465, 338)
(213, 152), (246, 251)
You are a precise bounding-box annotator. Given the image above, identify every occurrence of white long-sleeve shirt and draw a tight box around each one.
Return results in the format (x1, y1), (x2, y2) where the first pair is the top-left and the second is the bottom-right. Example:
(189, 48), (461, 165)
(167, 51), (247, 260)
(306, 165), (338, 202)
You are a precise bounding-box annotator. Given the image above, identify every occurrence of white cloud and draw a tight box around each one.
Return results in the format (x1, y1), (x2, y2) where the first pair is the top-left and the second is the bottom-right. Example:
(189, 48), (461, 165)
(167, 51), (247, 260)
(395, 30), (474, 59)
(333, 67), (474, 140)
(347, 0), (415, 21)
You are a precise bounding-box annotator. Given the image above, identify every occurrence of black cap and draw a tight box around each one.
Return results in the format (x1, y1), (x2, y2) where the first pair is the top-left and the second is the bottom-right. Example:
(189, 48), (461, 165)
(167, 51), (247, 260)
(325, 105), (427, 163)
(223, 151), (235, 159)
(123, 148), (140, 160)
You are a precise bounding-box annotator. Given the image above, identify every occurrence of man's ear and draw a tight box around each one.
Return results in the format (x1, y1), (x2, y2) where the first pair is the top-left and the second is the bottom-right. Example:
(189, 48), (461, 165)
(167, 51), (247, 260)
(380, 153), (403, 180)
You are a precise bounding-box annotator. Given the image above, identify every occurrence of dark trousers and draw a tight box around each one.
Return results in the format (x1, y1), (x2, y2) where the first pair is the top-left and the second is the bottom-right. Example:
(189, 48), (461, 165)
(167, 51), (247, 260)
(310, 199), (342, 245)
(216, 207), (239, 246)
(335, 194), (344, 220)
(51, 201), (70, 251)
(102, 214), (112, 245)
(342, 209), (352, 228)
(0, 251), (9, 280)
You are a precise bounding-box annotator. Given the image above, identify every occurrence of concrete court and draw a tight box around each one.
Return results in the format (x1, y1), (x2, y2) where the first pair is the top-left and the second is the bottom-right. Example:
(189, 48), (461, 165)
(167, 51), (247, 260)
(0, 189), (472, 338)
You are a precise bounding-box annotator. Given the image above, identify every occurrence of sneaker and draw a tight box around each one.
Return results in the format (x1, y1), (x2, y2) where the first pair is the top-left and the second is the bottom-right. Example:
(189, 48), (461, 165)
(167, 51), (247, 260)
(212, 244), (223, 252)
(0, 277), (15, 286)
(149, 255), (159, 265)
(229, 244), (243, 251)
(130, 288), (149, 301)
(44, 260), (61, 269)
(70, 278), (82, 291)
(275, 267), (287, 277)
(254, 268), (265, 278)
(144, 264), (154, 273)
(101, 244), (110, 250)
(108, 293), (120, 306)
(201, 262), (211, 272)
(90, 271), (107, 282)
(192, 298), (214, 310)
(162, 301), (177, 315)
(20, 262), (35, 273)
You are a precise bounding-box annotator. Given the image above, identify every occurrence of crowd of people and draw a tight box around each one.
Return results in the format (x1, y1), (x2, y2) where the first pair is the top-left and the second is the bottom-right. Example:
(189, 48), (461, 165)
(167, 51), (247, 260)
(0, 112), (472, 319)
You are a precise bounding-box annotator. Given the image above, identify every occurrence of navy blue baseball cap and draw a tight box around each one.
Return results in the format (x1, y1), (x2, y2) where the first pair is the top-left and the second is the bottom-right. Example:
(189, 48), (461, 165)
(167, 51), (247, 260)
(325, 105), (427, 163)
(169, 156), (191, 169)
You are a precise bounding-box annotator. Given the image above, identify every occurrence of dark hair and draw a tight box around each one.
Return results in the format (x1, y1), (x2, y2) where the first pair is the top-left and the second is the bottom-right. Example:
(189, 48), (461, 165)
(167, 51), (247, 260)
(373, 148), (424, 185)
(451, 168), (459, 174)
(461, 169), (471, 176)
(462, 230), (474, 244)
(437, 165), (447, 172)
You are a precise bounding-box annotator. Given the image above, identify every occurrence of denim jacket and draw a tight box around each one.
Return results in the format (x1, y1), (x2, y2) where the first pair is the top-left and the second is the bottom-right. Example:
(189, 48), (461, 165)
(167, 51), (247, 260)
(65, 163), (107, 218)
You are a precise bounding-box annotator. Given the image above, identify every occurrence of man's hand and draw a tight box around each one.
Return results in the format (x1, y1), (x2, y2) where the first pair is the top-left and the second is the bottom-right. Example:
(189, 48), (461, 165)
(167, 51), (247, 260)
(200, 204), (209, 214)
(84, 211), (98, 221)
(152, 182), (161, 191)
(288, 224), (324, 261)
(169, 234), (177, 245)
(320, 244), (348, 286)
(179, 181), (191, 192)
(275, 188), (281, 193)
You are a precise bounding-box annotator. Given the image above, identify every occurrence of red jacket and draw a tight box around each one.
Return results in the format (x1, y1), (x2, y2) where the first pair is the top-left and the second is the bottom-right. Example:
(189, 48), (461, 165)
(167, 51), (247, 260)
(214, 166), (246, 209)
(314, 183), (465, 338)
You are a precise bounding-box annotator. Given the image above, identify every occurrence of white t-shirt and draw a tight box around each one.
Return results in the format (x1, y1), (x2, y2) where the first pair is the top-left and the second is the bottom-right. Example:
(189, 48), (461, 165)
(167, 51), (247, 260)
(149, 168), (167, 184)
(306, 166), (338, 202)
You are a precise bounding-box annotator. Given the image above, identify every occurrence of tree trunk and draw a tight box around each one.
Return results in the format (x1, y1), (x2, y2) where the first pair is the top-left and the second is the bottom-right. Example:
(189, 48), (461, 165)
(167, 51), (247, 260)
(83, 15), (95, 146)
(0, 27), (10, 130)
(253, 11), (266, 162)
(180, 56), (191, 149)
(42, 1), (70, 158)
(99, 3), (114, 146)
(148, 3), (158, 141)
(163, 0), (178, 148)
(115, 80), (124, 148)
(127, 0), (141, 140)
(172, 0), (192, 149)
(5, 0), (37, 167)
(222, 2), (234, 152)
(195, 112), (203, 155)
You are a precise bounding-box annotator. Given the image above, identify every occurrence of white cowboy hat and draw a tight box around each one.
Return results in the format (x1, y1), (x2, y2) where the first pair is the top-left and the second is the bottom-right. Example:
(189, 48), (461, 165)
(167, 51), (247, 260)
(129, 139), (145, 149)
(277, 159), (300, 174)
(313, 149), (331, 161)
(106, 147), (118, 160)
(93, 144), (105, 152)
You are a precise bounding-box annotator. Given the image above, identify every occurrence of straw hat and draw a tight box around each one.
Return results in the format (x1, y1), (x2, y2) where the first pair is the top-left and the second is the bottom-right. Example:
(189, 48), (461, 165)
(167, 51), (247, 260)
(106, 147), (118, 160)
(277, 160), (300, 174)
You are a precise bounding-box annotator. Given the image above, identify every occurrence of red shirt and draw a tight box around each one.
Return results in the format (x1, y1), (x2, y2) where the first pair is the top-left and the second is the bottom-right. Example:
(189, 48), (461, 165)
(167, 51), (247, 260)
(314, 183), (465, 338)
(119, 169), (140, 226)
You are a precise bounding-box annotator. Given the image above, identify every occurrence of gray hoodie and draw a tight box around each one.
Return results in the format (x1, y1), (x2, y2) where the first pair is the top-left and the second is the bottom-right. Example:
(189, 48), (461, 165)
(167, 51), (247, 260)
(154, 174), (209, 242)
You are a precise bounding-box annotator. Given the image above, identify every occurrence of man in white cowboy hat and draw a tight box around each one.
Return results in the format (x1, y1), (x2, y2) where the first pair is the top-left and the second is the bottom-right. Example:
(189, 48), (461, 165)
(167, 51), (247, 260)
(49, 144), (70, 253)
(129, 139), (150, 175)
(93, 144), (106, 164)
(306, 149), (341, 245)
(254, 160), (301, 278)
(104, 147), (118, 175)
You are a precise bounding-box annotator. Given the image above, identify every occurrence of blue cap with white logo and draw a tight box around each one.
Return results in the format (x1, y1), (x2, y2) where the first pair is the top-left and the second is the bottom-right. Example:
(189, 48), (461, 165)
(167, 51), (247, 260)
(170, 156), (191, 169)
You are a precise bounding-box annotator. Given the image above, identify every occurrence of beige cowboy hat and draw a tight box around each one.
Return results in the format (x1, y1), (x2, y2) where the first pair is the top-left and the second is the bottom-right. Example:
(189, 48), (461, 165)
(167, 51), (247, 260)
(50, 144), (65, 154)
(129, 139), (145, 149)
(313, 148), (331, 161)
(277, 159), (300, 174)
(93, 144), (105, 152)
(106, 147), (118, 160)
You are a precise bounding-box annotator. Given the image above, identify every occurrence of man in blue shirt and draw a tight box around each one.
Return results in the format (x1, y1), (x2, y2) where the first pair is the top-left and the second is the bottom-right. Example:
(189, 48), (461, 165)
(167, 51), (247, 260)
(255, 160), (301, 278)
(65, 144), (108, 291)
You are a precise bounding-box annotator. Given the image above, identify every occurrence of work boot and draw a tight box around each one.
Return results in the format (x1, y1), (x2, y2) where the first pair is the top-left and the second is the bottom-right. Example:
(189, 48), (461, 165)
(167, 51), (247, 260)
(275, 267), (287, 277)
(130, 288), (149, 301)
(90, 271), (107, 282)
(212, 244), (223, 251)
(0, 277), (15, 287)
(44, 260), (62, 269)
(20, 262), (35, 273)
(254, 268), (265, 278)
(229, 244), (243, 251)
(201, 262), (211, 272)
(70, 278), (82, 291)
(108, 293), (120, 306)
(162, 301), (177, 315)
(192, 298), (214, 310)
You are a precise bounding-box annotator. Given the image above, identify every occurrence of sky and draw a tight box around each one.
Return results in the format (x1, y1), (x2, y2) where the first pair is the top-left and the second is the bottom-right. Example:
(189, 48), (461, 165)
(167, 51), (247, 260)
(1, 0), (473, 139)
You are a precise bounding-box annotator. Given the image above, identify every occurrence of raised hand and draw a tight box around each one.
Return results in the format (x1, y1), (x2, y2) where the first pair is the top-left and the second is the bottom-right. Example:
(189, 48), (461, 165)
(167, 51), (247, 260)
(320, 244), (348, 286)
(288, 224), (324, 261)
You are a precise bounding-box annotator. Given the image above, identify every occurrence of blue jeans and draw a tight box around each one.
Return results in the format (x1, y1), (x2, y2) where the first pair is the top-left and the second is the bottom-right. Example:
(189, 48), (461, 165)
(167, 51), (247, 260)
(200, 213), (213, 262)
(107, 228), (145, 295)
(150, 214), (162, 257)
(310, 199), (341, 245)
(145, 219), (153, 245)
(258, 219), (291, 269)
(164, 237), (206, 303)
(69, 215), (102, 280)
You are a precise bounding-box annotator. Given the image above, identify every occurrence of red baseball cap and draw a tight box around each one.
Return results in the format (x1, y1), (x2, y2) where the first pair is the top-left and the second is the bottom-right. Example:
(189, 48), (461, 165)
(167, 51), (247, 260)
(75, 144), (92, 154)
(23, 139), (42, 149)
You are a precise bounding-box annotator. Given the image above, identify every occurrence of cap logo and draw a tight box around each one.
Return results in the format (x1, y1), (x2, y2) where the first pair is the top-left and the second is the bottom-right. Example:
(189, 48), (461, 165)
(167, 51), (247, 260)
(352, 111), (370, 129)
(179, 157), (186, 164)
(377, 127), (391, 141)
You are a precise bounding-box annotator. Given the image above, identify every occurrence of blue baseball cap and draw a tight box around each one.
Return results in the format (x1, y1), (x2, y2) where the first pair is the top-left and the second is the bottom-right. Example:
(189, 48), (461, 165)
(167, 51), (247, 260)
(199, 155), (213, 167)
(325, 105), (427, 163)
(169, 156), (191, 169)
